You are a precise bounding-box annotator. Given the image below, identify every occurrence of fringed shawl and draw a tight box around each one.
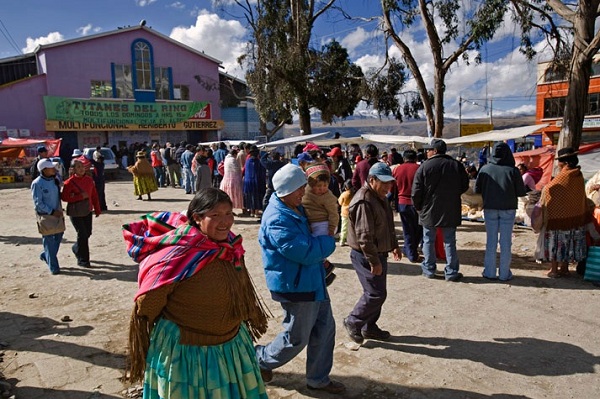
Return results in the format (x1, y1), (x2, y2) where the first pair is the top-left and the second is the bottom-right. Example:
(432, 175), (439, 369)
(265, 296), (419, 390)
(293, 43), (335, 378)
(122, 211), (244, 300)
(542, 167), (587, 231)
(122, 211), (269, 382)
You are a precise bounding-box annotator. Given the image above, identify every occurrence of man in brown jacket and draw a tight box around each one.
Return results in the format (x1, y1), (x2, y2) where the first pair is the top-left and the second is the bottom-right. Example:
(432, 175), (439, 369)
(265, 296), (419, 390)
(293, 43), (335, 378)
(343, 162), (402, 344)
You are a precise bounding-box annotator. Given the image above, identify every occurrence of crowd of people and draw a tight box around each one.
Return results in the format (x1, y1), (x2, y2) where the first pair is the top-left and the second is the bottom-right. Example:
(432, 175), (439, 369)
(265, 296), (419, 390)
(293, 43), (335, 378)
(29, 137), (600, 398)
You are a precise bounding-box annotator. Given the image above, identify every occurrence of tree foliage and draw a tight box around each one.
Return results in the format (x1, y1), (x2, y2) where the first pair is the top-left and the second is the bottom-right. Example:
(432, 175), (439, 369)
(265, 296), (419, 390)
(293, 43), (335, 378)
(236, 0), (369, 136)
(381, 0), (525, 137)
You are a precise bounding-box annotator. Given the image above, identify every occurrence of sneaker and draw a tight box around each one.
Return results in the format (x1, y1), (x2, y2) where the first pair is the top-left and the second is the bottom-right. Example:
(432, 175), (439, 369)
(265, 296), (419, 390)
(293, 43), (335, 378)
(342, 318), (364, 344)
(445, 272), (463, 282)
(260, 368), (273, 383)
(307, 380), (346, 394)
(362, 326), (391, 341)
(422, 272), (437, 279)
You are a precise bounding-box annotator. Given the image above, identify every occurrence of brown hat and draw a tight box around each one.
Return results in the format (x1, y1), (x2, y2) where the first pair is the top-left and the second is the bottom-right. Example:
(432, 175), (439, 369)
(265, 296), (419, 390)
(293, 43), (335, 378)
(556, 147), (578, 160)
(136, 151), (147, 158)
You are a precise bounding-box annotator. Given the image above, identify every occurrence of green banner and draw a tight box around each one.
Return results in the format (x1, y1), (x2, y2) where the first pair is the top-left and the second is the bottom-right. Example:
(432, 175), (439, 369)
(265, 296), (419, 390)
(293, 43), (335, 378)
(43, 96), (208, 125)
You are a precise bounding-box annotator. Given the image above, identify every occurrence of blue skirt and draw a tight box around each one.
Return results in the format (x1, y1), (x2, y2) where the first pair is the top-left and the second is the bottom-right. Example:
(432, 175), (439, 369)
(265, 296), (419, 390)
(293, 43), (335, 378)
(143, 318), (267, 399)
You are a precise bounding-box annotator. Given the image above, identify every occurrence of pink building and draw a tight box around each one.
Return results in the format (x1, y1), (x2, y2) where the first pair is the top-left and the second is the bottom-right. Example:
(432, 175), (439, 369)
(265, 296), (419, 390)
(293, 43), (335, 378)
(0, 25), (224, 159)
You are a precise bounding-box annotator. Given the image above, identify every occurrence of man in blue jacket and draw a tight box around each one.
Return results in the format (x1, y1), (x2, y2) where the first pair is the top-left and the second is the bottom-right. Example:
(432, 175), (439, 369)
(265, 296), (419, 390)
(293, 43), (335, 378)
(255, 163), (345, 394)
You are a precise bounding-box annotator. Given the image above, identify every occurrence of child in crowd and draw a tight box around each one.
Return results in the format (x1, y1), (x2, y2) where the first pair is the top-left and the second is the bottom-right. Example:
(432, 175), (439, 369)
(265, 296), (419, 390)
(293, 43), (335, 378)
(337, 180), (355, 247)
(302, 162), (339, 285)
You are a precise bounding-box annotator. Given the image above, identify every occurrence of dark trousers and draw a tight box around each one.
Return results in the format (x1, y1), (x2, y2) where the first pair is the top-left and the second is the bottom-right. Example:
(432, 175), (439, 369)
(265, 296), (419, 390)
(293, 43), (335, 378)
(70, 213), (93, 263)
(398, 204), (423, 262)
(263, 188), (275, 211)
(347, 249), (388, 332)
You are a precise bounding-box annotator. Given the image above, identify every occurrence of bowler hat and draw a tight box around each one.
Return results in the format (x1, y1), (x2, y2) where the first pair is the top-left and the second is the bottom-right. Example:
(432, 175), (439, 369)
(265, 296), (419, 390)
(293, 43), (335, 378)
(136, 151), (147, 158)
(556, 147), (578, 160)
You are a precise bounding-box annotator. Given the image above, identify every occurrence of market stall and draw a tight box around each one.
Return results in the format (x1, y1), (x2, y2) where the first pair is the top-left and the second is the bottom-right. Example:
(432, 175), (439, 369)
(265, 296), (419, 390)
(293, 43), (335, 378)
(0, 138), (61, 184)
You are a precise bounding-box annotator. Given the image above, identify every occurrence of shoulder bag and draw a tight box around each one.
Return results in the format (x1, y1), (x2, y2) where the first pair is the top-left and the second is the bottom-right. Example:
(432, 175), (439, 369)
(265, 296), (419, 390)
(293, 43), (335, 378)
(36, 213), (66, 236)
(66, 179), (91, 217)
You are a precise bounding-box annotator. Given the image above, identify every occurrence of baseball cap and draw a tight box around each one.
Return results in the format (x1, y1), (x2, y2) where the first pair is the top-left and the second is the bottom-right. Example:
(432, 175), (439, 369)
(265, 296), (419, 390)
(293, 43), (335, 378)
(297, 152), (313, 163)
(72, 149), (83, 157)
(326, 147), (343, 157)
(368, 162), (395, 182)
(37, 158), (55, 172)
(423, 138), (447, 154)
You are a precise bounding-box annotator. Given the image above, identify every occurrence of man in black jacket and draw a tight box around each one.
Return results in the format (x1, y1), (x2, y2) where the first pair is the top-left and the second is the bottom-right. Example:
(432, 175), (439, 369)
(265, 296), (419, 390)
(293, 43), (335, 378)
(30, 146), (48, 181)
(412, 139), (469, 281)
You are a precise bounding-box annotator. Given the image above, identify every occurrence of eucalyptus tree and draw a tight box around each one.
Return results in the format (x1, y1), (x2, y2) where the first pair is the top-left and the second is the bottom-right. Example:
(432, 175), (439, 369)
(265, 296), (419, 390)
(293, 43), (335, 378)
(511, 0), (600, 151)
(381, 0), (518, 138)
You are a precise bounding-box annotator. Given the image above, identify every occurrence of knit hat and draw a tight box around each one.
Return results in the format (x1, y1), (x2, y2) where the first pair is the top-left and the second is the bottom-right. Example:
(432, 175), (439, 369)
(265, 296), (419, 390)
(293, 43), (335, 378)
(272, 164), (307, 197)
(305, 163), (330, 179)
(37, 158), (54, 172)
(37, 146), (47, 153)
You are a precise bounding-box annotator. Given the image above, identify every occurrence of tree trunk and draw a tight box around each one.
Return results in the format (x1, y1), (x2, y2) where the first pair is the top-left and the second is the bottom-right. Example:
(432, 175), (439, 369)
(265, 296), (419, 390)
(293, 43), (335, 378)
(433, 68), (446, 138)
(298, 101), (312, 135)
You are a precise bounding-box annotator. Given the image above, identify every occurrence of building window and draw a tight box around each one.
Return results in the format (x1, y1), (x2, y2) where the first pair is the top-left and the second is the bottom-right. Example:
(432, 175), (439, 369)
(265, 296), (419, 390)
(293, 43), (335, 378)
(114, 64), (133, 99)
(134, 40), (152, 90)
(155, 67), (170, 99)
(544, 67), (566, 83)
(90, 80), (113, 98)
(544, 94), (600, 119)
(173, 85), (189, 100)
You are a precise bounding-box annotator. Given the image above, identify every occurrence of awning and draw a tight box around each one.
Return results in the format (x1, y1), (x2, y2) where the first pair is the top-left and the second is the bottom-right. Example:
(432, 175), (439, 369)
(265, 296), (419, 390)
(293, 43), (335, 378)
(258, 132), (330, 148)
(445, 124), (548, 145)
(360, 134), (431, 145)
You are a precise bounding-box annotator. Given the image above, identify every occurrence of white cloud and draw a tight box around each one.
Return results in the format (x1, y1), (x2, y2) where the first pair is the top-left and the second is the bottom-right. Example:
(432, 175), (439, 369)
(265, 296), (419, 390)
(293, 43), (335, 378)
(22, 32), (64, 53)
(135, 0), (157, 6)
(77, 24), (102, 36)
(169, 10), (247, 78)
(340, 27), (369, 55)
(169, 1), (185, 9)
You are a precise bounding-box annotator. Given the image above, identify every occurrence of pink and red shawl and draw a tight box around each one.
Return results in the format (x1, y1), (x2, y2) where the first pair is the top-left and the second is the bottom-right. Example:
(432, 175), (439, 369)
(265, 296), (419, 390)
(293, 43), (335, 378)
(122, 211), (244, 300)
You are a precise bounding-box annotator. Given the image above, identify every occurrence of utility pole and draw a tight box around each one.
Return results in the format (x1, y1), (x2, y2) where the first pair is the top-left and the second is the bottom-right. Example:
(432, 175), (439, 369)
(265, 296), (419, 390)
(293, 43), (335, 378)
(489, 97), (493, 126)
(458, 96), (462, 137)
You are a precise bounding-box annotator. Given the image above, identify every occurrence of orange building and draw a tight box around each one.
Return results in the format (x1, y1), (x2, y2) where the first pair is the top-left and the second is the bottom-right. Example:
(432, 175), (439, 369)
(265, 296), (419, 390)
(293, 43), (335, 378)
(536, 60), (600, 145)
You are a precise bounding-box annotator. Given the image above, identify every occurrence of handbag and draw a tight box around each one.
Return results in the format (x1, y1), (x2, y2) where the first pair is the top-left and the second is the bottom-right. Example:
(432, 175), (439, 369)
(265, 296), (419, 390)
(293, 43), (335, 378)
(531, 202), (544, 233)
(584, 246), (600, 282)
(66, 179), (91, 217)
(36, 214), (66, 235)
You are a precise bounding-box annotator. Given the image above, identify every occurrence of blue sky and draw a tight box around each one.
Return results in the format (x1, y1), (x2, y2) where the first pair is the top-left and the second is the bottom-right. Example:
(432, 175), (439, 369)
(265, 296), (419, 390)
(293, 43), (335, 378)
(0, 0), (548, 120)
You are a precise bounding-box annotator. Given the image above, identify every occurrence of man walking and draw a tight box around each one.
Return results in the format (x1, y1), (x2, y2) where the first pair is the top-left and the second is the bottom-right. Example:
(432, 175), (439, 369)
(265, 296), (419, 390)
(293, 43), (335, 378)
(475, 142), (526, 281)
(180, 144), (195, 194)
(256, 164), (345, 394)
(392, 149), (422, 263)
(412, 139), (469, 281)
(343, 162), (401, 344)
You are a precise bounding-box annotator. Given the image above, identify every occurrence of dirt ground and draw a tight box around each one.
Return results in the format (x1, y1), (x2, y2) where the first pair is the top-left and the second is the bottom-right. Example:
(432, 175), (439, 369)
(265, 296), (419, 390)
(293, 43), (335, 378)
(1, 174), (599, 399)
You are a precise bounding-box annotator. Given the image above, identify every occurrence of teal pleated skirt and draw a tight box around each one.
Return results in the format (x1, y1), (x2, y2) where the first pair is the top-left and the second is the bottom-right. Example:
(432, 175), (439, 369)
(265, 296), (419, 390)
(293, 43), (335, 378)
(143, 318), (268, 399)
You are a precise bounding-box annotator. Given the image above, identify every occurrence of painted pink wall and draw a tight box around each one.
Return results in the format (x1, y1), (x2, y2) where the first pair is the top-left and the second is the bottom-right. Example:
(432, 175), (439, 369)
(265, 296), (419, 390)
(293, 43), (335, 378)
(0, 75), (48, 136)
(41, 28), (221, 118)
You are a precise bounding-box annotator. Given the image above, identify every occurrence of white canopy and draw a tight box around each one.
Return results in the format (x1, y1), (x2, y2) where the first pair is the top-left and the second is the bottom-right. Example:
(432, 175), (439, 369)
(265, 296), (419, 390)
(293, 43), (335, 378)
(258, 132), (330, 149)
(445, 124), (548, 145)
(360, 134), (431, 145)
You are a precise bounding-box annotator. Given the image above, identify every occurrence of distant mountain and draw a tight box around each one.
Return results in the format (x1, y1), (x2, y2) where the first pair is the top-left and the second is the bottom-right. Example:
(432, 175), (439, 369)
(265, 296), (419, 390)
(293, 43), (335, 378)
(283, 115), (537, 139)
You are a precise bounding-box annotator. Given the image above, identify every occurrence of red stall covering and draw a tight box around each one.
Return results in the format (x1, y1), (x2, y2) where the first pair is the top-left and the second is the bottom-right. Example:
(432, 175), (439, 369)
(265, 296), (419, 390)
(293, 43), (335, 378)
(513, 142), (600, 189)
(0, 138), (62, 157)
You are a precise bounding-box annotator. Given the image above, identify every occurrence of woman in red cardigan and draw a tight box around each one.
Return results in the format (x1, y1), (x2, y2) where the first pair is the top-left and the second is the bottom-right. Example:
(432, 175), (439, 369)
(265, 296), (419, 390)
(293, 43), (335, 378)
(61, 159), (101, 267)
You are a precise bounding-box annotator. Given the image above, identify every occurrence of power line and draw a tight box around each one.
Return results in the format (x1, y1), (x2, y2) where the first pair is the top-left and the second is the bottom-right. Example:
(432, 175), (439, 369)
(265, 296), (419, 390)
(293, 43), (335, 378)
(0, 17), (22, 55)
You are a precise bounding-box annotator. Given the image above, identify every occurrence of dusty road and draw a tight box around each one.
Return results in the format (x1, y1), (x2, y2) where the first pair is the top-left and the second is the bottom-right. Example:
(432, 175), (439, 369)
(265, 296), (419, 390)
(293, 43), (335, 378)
(0, 175), (599, 399)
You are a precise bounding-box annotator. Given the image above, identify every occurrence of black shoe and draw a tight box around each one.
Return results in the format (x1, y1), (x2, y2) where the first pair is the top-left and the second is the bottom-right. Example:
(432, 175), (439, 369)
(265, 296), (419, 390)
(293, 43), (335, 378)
(78, 261), (91, 268)
(343, 318), (364, 344)
(307, 380), (346, 394)
(324, 260), (335, 276)
(446, 272), (463, 282)
(325, 272), (337, 286)
(260, 368), (273, 383)
(362, 326), (391, 341)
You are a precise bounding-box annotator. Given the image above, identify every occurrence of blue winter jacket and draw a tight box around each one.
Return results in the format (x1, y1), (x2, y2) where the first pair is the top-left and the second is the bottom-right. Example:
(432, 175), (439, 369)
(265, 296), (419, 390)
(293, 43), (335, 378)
(259, 194), (336, 302)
